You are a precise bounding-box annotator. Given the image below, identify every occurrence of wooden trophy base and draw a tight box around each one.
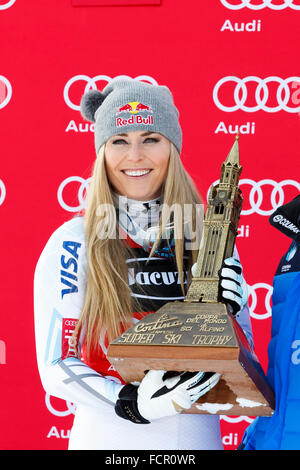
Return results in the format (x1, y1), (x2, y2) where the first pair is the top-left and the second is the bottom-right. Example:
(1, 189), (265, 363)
(107, 302), (275, 416)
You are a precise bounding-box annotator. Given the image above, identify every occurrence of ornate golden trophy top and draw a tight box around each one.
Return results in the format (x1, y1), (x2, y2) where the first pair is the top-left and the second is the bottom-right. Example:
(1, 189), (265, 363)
(186, 134), (243, 303)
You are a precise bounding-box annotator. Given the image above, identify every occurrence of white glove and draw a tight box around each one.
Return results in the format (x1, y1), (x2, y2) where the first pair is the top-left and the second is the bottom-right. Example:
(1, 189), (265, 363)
(219, 257), (248, 315)
(191, 257), (248, 316)
(137, 370), (220, 421)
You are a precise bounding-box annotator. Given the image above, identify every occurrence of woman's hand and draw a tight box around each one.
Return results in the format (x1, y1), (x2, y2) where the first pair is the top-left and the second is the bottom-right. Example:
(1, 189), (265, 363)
(115, 370), (220, 423)
(191, 256), (248, 316)
(218, 257), (248, 316)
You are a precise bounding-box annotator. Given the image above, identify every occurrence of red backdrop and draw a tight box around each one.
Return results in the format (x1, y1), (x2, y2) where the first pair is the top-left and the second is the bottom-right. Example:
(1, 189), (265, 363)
(0, 0), (299, 450)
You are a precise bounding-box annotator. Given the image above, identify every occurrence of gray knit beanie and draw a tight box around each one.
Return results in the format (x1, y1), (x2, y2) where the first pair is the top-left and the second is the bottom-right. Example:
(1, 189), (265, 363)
(80, 79), (182, 154)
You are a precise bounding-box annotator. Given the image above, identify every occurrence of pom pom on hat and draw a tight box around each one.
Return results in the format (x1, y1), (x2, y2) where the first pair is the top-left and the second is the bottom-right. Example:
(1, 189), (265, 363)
(80, 89), (105, 122)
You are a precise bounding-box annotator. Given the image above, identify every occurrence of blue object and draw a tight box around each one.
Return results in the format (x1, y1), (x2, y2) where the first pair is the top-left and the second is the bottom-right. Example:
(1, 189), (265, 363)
(241, 241), (300, 450)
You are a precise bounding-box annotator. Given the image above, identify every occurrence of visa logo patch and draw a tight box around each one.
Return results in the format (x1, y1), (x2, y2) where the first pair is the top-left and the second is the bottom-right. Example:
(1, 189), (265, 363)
(60, 240), (82, 298)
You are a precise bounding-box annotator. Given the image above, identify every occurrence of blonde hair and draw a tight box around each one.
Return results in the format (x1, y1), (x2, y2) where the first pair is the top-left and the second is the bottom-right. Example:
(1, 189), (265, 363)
(74, 142), (203, 358)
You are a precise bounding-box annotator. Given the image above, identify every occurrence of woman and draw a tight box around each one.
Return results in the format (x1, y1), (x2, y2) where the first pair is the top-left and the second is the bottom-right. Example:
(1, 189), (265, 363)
(34, 79), (252, 450)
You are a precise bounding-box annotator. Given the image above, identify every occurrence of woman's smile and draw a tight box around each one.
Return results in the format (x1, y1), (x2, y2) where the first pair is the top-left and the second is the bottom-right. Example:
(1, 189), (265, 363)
(121, 168), (153, 178)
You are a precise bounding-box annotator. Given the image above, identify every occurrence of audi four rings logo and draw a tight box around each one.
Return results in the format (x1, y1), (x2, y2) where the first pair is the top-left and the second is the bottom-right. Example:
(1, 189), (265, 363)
(213, 76), (300, 113)
(220, 0), (300, 9)
(0, 0), (16, 10)
(64, 75), (158, 111)
(0, 76), (12, 109)
(209, 179), (300, 216)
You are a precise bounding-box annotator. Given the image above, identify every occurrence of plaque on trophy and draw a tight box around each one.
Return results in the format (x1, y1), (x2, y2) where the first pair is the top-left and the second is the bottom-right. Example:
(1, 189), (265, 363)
(107, 136), (275, 417)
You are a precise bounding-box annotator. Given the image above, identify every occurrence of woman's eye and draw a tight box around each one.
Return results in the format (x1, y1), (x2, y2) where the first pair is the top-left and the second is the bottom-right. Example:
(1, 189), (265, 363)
(144, 137), (159, 143)
(112, 139), (128, 145)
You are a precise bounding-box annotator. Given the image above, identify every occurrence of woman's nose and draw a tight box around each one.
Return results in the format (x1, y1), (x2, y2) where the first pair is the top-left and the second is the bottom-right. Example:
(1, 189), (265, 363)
(126, 143), (143, 162)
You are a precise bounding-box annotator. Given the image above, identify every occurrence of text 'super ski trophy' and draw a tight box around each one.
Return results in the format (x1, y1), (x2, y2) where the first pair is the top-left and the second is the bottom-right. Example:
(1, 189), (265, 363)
(107, 136), (275, 416)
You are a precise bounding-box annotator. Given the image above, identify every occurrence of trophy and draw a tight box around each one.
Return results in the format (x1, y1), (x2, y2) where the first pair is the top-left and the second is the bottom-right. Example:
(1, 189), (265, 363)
(107, 136), (275, 417)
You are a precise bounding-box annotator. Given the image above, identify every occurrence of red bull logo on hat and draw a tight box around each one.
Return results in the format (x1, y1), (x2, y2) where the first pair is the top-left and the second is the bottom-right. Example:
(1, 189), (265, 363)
(116, 101), (154, 128)
(116, 101), (153, 115)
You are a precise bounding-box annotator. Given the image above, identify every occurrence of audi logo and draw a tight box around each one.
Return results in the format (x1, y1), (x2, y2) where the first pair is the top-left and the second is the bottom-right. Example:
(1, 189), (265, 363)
(45, 393), (76, 417)
(247, 282), (273, 320)
(64, 74), (158, 111)
(64, 320), (78, 327)
(0, 0), (16, 10)
(0, 76), (12, 109)
(0, 179), (6, 206)
(220, 0), (300, 9)
(208, 179), (300, 216)
(213, 76), (300, 113)
(57, 176), (91, 212)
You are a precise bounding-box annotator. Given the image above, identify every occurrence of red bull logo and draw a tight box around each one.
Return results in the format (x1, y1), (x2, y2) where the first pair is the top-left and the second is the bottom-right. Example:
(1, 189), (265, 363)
(116, 114), (154, 128)
(116, 100), (154, 127)
(116, 101), (153, 115)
